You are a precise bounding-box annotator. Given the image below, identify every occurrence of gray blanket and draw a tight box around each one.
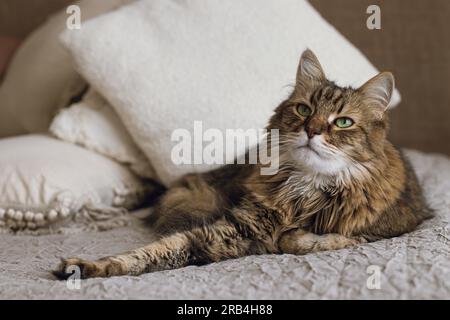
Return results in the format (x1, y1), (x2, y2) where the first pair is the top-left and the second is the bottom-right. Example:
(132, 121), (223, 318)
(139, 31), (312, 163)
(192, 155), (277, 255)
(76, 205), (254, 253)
(0, 149), (449, 299)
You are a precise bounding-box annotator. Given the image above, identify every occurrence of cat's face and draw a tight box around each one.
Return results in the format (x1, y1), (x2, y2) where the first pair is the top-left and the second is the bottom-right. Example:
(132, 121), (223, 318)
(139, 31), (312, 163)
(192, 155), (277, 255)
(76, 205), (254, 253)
(269, 49), (394, 177)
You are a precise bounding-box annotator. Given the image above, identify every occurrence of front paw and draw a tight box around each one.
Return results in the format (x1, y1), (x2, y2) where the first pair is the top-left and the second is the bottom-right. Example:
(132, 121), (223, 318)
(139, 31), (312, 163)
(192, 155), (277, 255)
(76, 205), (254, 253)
(322, 234), (366, 250)
(52, 258), (100, 280)
(350, 236), (368, 244)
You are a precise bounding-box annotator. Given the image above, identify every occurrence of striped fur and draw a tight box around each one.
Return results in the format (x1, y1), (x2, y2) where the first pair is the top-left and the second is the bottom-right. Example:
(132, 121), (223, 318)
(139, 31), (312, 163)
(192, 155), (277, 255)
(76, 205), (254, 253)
(54, 50), (432, 279)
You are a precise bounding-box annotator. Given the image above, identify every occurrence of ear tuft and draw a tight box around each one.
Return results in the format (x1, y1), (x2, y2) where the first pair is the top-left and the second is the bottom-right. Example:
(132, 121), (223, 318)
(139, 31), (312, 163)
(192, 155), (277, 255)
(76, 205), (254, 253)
(359, 72), (395, 115)
(296, 49), (326, 86)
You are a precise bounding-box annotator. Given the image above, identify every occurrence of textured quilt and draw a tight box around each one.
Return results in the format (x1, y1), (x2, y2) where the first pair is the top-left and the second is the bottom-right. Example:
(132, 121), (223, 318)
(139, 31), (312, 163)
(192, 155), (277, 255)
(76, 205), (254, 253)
(0, 149), (449, 299)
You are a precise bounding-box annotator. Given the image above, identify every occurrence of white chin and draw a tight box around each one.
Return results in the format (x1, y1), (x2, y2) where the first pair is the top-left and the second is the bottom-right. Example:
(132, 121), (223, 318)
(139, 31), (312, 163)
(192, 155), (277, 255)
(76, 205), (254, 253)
(293, 148), (348, 176)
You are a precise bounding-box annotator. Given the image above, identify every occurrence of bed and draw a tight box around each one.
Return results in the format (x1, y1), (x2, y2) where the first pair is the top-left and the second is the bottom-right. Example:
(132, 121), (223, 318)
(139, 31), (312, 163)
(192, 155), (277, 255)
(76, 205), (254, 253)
(1, 149), (448, 300)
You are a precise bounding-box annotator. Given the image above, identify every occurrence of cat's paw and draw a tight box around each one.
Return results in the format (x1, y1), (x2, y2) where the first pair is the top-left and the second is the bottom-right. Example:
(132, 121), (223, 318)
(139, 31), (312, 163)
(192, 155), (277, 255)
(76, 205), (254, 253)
(350, 236), (368, 244)
(52, 257), (99, 280)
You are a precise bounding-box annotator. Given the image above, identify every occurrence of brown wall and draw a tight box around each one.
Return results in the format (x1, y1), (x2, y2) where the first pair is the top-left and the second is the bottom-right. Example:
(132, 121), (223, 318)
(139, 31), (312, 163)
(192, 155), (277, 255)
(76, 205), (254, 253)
(310, 0), (450, 155)
(1, 0), (449, 155)
(0, 0), (73, 37)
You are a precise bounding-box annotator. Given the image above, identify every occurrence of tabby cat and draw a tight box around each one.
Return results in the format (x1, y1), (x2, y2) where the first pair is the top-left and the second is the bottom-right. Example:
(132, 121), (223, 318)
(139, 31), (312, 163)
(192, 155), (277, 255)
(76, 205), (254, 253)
(54, 49), (431, 279)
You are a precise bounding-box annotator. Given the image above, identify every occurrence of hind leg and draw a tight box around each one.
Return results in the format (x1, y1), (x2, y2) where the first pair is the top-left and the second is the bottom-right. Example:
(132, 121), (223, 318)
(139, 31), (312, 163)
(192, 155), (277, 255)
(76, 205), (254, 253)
(53, 219), (252, 279)
(53, 231), (191, 279)
(149, 173), (224, 235)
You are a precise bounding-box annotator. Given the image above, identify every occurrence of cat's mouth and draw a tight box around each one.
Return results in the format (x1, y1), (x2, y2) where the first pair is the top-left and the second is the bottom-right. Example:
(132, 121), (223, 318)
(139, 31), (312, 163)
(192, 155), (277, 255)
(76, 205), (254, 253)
(299, 143), (322, 158)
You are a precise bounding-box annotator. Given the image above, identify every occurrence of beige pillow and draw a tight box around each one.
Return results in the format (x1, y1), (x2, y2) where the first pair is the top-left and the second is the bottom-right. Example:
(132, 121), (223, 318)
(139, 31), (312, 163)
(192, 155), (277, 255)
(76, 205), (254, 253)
(0, 0), (133, 137)
(61, 0), (401, 186)
(0, 134), (153, 233)
(50, 88), (156, 179)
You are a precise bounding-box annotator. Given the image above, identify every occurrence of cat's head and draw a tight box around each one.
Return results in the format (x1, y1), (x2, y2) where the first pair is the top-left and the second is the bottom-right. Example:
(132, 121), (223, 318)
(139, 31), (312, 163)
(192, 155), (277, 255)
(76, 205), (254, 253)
(269, 49), (394, 177)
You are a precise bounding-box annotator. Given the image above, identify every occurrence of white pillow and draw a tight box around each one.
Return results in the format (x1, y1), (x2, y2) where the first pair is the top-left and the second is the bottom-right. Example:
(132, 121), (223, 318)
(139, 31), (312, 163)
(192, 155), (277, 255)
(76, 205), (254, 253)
(62, 0), (402, 186)
(0, 134), (152, 233)
(0, 0), (133, 137)
(50, 88), (156, 179)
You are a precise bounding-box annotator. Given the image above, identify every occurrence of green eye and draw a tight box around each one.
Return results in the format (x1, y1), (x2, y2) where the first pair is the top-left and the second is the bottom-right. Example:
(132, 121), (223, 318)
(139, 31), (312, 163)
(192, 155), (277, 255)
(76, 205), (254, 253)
(296, 104), (312, 117)
(334, 117), (354, 128)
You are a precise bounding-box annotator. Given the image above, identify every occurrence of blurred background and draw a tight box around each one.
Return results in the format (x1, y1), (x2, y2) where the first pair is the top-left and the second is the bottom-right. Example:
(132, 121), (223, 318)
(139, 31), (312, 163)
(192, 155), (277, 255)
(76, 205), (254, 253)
(1, 0), (449, 155)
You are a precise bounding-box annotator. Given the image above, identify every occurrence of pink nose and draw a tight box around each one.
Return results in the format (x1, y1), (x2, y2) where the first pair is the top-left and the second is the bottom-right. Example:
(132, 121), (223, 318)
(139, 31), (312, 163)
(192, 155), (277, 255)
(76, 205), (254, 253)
(306, 125), (322, 139)
(305, 118), (327, 139)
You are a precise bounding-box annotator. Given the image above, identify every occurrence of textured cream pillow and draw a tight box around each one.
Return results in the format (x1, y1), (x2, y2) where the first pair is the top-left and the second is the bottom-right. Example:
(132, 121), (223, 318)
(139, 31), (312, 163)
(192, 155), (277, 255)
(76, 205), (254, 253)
(62, 0), (401, 185)
(50, 88), (156, 179)
(0, 134), (152, 233)
(0, 0), (133, 137)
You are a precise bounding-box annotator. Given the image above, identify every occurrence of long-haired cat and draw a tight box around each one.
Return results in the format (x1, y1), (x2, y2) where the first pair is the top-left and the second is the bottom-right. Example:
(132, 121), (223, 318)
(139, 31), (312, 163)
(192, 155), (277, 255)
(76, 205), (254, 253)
(54, 49), (432, 279)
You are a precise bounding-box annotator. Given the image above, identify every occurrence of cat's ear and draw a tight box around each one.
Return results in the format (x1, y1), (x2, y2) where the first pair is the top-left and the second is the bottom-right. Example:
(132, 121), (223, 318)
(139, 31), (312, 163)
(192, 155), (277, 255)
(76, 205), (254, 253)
(358, 72), (394, 117)
(296, 49), (326, 88)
